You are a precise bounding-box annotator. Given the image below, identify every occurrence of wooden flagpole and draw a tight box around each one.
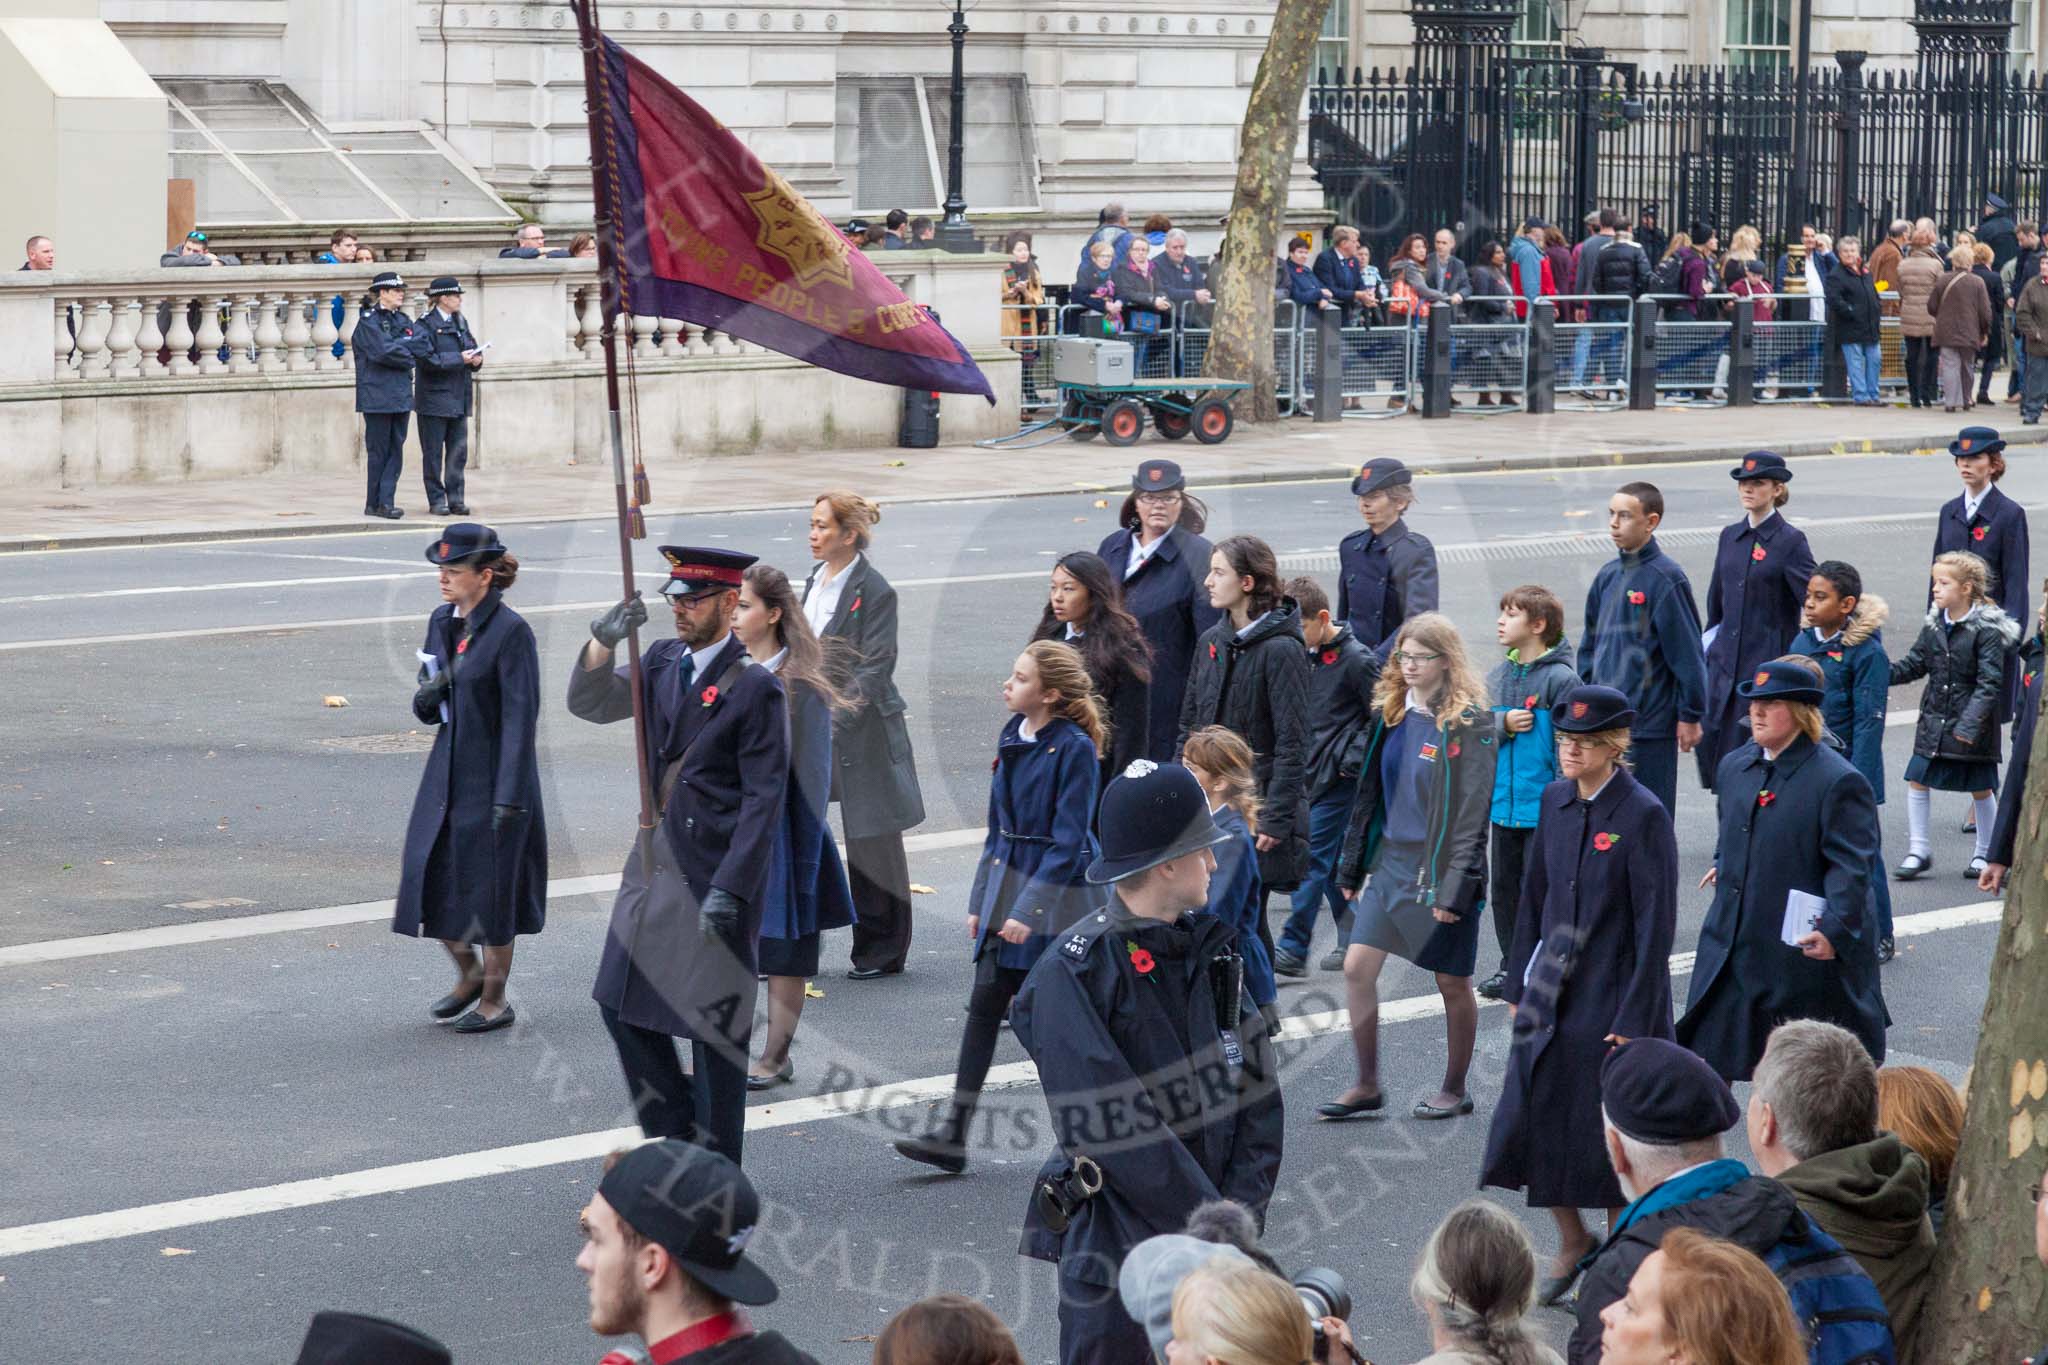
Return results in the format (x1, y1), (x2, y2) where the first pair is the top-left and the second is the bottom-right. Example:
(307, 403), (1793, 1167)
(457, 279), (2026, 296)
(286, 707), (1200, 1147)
(572, 0), (658, 855)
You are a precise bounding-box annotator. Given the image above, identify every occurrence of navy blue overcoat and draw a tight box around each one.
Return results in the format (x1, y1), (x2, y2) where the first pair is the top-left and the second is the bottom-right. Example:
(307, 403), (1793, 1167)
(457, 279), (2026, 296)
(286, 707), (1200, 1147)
(1699, 512), (1816, 786)
(1097, 525), (1219, 761)
(1481, 767), (1676, 1208)
(1336, 517), (1440, 659)
(1677, 734), (1890, 1081)
(394, 592), (548, 945)
(1578, 537), (1708, 740)
(1934, 484), (2031, 720)
(758, 673), (856, 945)
(568, 635), (789, 1041)
(968, 715), (1102, 971)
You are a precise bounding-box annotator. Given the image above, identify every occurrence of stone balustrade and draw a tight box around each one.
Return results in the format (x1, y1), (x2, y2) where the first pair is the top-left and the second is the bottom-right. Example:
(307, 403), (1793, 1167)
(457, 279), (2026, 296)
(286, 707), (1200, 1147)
(0, 253), (1017, 486)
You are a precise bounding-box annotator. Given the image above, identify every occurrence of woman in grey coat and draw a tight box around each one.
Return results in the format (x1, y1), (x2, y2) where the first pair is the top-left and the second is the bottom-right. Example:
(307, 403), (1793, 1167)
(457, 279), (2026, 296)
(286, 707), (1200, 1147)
(803, 491), (926, 979)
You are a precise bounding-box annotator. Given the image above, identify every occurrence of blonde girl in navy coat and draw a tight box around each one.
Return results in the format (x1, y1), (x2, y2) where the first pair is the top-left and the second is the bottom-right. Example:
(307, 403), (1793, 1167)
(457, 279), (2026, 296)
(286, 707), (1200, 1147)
(894, 641), (1105, 1174)
(1181, 725), (1280, 1031)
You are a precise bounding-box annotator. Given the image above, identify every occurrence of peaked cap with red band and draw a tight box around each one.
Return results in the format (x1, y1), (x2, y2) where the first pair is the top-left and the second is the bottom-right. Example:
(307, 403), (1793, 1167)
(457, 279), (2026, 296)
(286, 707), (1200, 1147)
(659, 545), (758, 598)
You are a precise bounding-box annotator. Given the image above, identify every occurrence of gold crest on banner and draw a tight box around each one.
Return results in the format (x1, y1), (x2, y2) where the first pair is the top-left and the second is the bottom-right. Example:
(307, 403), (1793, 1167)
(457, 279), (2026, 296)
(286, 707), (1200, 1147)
(742, 169), (852, 292)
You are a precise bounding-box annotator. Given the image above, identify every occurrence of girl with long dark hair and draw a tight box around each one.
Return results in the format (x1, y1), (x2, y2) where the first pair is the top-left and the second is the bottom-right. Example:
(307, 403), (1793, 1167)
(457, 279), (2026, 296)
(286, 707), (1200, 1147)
(735, 564), (857, 1089)
(894, 641), (1104, 1173)
(1031, 550), (1152, 789)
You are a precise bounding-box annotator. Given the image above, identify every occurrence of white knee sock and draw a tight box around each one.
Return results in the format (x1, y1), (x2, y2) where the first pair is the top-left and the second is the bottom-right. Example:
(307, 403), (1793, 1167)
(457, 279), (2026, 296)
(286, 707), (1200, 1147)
(1907, 786), (1932, 859)
(1974, 794), (1998, 860)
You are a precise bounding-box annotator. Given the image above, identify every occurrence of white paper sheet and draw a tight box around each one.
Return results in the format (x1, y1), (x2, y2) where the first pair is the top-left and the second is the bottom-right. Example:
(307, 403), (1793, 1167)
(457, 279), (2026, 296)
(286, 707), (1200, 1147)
(417, 650), (449, 724)
(1781, 888), (1828, 946)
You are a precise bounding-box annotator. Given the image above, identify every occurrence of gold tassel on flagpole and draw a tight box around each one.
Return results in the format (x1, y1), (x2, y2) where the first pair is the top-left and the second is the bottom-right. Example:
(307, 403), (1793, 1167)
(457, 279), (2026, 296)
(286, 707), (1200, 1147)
(627, 501), (646, 539)
(634, 466), (651, 507)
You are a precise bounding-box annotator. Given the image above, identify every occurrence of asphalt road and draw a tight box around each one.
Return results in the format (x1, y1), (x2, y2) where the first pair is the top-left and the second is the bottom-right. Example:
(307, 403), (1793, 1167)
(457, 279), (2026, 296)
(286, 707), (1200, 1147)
(0, 449), (2021, 1363)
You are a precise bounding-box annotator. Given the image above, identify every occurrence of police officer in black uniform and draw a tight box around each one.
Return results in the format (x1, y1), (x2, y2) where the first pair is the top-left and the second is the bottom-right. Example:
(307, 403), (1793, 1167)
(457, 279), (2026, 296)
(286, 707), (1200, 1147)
(568, 547), (790, 1164)
(413, 276), (482, 517)
(1337, 457), (1440, 661)
(354, 269), (420, 520)
(1010, 760), (1285, 1365)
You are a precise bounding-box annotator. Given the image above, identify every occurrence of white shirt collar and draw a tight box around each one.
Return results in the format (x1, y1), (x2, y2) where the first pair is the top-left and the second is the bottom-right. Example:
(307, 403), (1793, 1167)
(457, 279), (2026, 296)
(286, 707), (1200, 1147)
(1578, 769), (1618, 803)
(1963, 486), (1988, 518)
(680, 633), (732, 668)
(1811, 624), (1843, 645)
(1064, 622), (1083, 641)
(1126, 532), (1164, 577)
(803, 554), (861, 632)
(1234, 610), (1270, 640)
(763, 647), (788, 673)
(1017, 714), (1040, 743)
(1405, 692), (1435, 717)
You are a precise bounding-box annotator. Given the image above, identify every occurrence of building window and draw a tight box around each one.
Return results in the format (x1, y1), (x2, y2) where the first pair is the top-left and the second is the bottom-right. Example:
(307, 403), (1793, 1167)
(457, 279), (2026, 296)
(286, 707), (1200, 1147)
(1724, 0), (1792, 67)
(1316, 0), (1351, 81)
(1512, 0), (1562, 52)
(2016, 0), (2036, 72)
(835, 76), (1038, 215)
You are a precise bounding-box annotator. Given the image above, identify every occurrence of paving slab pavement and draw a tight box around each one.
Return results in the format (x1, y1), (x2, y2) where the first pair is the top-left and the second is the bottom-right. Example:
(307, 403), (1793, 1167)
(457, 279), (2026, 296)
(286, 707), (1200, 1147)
(4, 400), (2039, 552)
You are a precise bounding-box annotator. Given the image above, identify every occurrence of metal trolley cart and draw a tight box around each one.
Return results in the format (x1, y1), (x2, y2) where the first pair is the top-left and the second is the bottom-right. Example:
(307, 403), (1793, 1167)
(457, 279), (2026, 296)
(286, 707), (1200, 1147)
(978, 338), (1248, 449)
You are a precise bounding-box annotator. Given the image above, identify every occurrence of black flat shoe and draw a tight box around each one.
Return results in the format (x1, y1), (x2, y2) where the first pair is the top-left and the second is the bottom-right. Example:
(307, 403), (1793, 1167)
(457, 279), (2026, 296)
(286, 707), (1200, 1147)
(1413, 1094), (1476, 1120)
(893, 1136), (966, 1174)
(1476, 969), (1507, 1000)
(747, 1059), (794, 1092)
(846, 965), (901, 981)
(1965, 856), (1989, 879)
(1877, 936), (1896, 964)
(377, 505), (404, 520)
(1319, 947), (1348, 972)
(448, 503), (472, 516)
(1895, 853), (1932, 880)
(453, 1004), (514, 1033)
(1537, 1268), (1582, 1306)
(1272, 951), (1308, 979)
(430, 983), (483, 1021)
(1316, 1093), (1385, 1120)
(430, 502), (451, 516)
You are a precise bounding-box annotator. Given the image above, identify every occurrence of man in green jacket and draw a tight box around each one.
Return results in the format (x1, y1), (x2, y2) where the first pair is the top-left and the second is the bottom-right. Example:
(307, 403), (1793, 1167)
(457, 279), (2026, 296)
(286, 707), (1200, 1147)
(1748, 1019), (1936, 1359)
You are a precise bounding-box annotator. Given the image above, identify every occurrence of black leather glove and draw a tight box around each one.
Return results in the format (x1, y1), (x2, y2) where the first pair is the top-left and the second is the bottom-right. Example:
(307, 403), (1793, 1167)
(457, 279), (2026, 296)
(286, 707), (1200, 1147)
(700, 888), (743, 945)
(590, 593), (648, 649)
(491, 804), (523, 833)
(412, 671), (453, 724)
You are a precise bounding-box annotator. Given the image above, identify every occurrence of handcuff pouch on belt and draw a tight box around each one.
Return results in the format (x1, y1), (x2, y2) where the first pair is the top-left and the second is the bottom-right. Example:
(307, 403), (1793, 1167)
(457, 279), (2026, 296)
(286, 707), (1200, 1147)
(1035, 1153), (1104, 1234)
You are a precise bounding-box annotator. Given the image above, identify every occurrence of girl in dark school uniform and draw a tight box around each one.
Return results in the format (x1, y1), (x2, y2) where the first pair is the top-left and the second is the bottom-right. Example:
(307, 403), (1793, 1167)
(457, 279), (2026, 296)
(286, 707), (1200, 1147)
(1891, 550), (2024, 880)
(1790, 561), (1896, 960)
(1182, 725), (1281, 1035)
(892, 641), (1105, 1174)
(734, 564), (858, 1090)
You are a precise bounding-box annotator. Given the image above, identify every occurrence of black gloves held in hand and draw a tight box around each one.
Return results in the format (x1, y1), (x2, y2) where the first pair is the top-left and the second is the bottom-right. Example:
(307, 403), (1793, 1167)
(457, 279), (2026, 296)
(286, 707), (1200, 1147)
(413, 671), (453, 724)
(700, 888), (743, 944)
(591, 593), (648, 649)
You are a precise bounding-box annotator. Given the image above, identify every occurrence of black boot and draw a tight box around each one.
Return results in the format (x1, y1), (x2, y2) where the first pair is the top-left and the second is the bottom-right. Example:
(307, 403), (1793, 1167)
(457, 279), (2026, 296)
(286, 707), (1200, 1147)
(893, 1104), (969, 1174)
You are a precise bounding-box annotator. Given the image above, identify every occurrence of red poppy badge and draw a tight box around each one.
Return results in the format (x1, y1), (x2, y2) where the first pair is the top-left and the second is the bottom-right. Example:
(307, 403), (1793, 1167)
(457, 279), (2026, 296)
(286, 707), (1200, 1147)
(1627, 590), (1647, 605)
(1751, 543), (1767, 562)
(1973, 526), (1988, 542)
(1525, 693), (1540, 709)
(1322, 649), (1339, 665)
(1449, 741), (1462, 758)
(456, 638), (469, 655)
(849, 596), (862, 614)
(1828, 650), (1843, 662)
(701, 685), (719, 707)
(1757, 790), (1777, 807)
(1124, 941), (1155, 975)
(1593, 832), (1619, 852)
(1209, 642), (1218, 660)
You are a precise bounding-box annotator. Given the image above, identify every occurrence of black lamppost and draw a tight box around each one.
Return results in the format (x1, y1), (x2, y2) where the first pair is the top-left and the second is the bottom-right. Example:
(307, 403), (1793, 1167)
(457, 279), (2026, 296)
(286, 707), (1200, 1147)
(937, 0), (981, 252)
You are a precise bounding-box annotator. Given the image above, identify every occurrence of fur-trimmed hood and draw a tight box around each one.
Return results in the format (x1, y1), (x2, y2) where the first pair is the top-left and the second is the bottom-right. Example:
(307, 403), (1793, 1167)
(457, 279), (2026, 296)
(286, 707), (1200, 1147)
(1923, 599), (2024, 646)
(1842, 593), (1889, 648)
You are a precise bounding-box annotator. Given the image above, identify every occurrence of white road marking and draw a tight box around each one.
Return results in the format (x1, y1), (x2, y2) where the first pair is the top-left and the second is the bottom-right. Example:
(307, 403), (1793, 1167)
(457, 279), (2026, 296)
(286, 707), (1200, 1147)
(0, 897), (2003, 1258)
(0, 829), (988, 968)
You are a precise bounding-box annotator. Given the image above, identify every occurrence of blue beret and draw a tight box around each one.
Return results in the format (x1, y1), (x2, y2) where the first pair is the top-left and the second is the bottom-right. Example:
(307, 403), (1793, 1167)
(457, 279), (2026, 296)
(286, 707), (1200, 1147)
(1600, 1038), (1739, 1143)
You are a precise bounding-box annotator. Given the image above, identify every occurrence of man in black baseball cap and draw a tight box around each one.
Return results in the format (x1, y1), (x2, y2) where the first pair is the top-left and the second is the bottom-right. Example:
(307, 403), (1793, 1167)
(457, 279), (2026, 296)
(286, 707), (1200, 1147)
(578, 1141), (820, 1364)
(1008, 761), (1284, 1365)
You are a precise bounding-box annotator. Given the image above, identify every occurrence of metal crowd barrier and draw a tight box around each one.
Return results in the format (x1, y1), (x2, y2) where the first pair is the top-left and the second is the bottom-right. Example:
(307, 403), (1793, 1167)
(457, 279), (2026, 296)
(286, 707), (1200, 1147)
(1644, 293), (1732, 404)
(1446, 317), (1529, 407)
(1550, 295), (1630, 409)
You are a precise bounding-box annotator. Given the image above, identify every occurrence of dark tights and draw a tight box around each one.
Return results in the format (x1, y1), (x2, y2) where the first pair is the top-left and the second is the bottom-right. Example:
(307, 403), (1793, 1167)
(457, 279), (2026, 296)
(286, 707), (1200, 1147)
(934, 965), (1031, 1145)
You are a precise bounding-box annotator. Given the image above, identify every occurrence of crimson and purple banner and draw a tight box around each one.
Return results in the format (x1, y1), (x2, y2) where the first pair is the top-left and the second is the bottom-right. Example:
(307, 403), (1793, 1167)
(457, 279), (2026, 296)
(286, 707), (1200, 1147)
(593, 31), (994, 402)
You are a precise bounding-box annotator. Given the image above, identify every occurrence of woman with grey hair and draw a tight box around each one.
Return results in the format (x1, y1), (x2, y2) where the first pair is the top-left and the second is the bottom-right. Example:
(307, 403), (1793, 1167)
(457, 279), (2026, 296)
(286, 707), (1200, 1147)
(1405, 1201), (1563, 1365)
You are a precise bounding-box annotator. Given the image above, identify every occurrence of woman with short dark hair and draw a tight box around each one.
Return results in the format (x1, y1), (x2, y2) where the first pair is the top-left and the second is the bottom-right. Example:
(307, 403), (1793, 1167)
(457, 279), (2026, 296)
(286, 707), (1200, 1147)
(394, 523), (547, 1033)
(1097, 459), (1218, 761)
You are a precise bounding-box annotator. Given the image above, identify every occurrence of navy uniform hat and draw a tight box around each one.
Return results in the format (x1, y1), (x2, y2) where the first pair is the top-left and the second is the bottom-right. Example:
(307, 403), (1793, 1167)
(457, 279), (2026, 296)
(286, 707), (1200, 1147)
(294, 1311), (450, 1365)
(1088, 760), (1233, 884)
(368, 270), (406, 292)
(1988, 191), (2011, 212)
(1350, 456), (1413, 498)
(1951, 425), (2006, 458)
(1737, 658), (1825, 705)
(423, 522), (506, 565)
(1132, 458), (1185, 493)
(1731, 449), (1793, 482)
(658, 545), (757, 599)
(1600, 1038), (1740, 1143)
(599, 1140), (779, 1305)
(1553, 684), (1636, 734)
(426, 275), (463, 297)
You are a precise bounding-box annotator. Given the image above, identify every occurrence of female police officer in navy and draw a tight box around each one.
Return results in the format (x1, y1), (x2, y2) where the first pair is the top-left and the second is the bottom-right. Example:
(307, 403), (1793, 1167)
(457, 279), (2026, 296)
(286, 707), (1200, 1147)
(1677, 659), (1889, 1081)
(393, 523), (547, 1033)
(1337, 457), (1440, 661)
(1480, 685), (1677, 1304)
(1697, 451), (1816, 790)
(1011, 761), (1283, 1365)
(1096, 459), (1218, 762)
